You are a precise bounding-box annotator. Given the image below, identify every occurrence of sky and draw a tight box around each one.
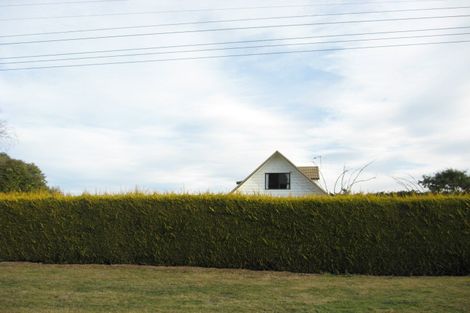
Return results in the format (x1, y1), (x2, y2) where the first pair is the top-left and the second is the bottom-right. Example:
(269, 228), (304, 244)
(0, 0), (469, 194)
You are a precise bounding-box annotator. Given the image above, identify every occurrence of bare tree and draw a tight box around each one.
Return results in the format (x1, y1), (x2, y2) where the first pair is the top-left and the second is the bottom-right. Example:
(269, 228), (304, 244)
(391, 175), (425, 193)
(313, 155), (376, 195)
(332, 161), (376, 194)
(0, 120), (14, 151)
(0, 120), (7, 139)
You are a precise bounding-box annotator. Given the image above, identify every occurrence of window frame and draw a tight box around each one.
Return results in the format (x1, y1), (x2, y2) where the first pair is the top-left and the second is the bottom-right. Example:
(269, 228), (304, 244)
(265, 172), (291, 190)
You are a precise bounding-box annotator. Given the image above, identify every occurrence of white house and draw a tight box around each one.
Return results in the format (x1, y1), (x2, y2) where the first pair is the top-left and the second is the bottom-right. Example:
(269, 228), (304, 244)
(231, 151), (327, 196)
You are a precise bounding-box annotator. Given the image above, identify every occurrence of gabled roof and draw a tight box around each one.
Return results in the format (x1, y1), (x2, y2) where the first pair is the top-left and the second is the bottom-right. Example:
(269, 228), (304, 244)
(231, 150), (326, 194)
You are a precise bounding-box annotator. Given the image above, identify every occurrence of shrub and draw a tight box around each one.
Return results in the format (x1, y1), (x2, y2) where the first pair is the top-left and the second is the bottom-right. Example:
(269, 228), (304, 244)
(0, 194), (468, 275)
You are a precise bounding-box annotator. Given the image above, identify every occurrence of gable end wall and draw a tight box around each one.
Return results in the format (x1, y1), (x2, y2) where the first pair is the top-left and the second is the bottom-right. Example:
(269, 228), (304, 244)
(236, 153), (324, 196)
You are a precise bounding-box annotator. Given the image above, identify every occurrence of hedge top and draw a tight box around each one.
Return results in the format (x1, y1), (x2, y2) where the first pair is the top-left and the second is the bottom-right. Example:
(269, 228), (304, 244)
(0, 192), (469, 203)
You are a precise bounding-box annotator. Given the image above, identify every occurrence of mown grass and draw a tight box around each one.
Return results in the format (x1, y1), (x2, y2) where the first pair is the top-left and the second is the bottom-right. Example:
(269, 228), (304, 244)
(0, 263), (469, 313)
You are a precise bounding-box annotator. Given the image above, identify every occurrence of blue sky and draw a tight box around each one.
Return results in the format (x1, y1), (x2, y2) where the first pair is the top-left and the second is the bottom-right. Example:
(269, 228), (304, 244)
(1, 0), (470, 193)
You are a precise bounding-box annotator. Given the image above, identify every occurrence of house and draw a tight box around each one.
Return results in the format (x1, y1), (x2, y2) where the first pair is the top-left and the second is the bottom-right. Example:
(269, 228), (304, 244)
(231, 151), (327, 196)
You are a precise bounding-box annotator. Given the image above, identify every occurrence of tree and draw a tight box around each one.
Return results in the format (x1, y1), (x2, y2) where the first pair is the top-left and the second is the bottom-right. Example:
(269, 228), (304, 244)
(332, 161), (376, 194)
(0, 120), (9, 143)
(419, 169), (470, 194)
(0, 120), (14, 151)
(312, 156), (376, 195)
(391, 175), (425, 193)
(0, 121), (6, 135)
(0, 153), (49, 192)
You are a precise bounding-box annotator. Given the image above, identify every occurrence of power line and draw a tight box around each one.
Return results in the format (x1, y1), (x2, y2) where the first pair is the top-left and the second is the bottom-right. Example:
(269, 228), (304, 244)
(2, 32), (469, 65)
(3, 6), (470, 38)
(3, 25), (468, 60)
(0, 0), (126, 7)
(1, 39), (469, 71)
(2, 14), (470, 46)
(0, 0), (461, 20)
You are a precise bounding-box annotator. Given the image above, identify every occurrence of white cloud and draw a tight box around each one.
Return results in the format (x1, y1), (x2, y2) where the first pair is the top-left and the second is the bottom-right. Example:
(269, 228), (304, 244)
(1, 0), (469, 193)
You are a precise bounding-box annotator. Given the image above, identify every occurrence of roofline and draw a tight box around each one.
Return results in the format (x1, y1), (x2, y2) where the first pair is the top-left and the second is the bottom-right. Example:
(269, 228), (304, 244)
(230, 151), (327, 194)
(230, 150), (281, 193)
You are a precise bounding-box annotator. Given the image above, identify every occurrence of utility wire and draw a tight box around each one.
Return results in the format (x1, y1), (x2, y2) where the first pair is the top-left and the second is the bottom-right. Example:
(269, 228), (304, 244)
(0, 0), (461, 20)
(2, 14), (470, 46)
(2, 32), (469, 65)
(3, 6), (470, 38)
(1, 40), (469, 71)
(0, 0), (126, 7)
(3, 25), (468, 60)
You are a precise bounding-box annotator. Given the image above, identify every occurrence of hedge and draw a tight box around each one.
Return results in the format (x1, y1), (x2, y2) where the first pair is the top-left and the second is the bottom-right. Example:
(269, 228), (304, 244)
(0, 194), (469, 275)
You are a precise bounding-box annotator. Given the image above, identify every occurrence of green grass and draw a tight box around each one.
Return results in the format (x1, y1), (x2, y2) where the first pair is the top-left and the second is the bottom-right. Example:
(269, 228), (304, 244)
(0, 263), (469, 313)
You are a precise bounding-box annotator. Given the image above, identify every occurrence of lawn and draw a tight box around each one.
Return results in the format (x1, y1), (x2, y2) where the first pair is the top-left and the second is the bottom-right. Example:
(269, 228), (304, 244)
(0, 263), (469, 313)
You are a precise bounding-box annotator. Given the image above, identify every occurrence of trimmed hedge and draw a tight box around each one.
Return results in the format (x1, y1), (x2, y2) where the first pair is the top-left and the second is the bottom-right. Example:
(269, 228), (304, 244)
(0, 194), (469, 275)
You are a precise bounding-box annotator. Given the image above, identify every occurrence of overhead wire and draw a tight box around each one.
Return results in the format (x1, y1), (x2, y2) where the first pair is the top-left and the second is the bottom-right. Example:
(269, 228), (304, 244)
(0, 0), (126, 7)
(2, 14), (470, 46)
(2, 6), (470, 38)
(2, 25), (468, 60)
(0, 0), (462, 20)
(1, 40), (469, 71)
(2, 0), (469, 71)
(1, 31), (469, 65)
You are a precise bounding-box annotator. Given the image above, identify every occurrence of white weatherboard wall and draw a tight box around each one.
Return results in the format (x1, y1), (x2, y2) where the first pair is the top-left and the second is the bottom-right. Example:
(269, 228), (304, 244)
(235, 153), (325, 196)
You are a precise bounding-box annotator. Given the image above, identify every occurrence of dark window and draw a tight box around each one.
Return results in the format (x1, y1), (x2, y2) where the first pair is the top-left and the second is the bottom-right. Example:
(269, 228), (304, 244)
(265, 173), (290, 190)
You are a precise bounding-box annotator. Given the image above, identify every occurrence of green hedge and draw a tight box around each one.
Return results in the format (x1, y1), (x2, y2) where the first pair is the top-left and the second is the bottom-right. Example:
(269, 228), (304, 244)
(0, 194), (469, 275)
